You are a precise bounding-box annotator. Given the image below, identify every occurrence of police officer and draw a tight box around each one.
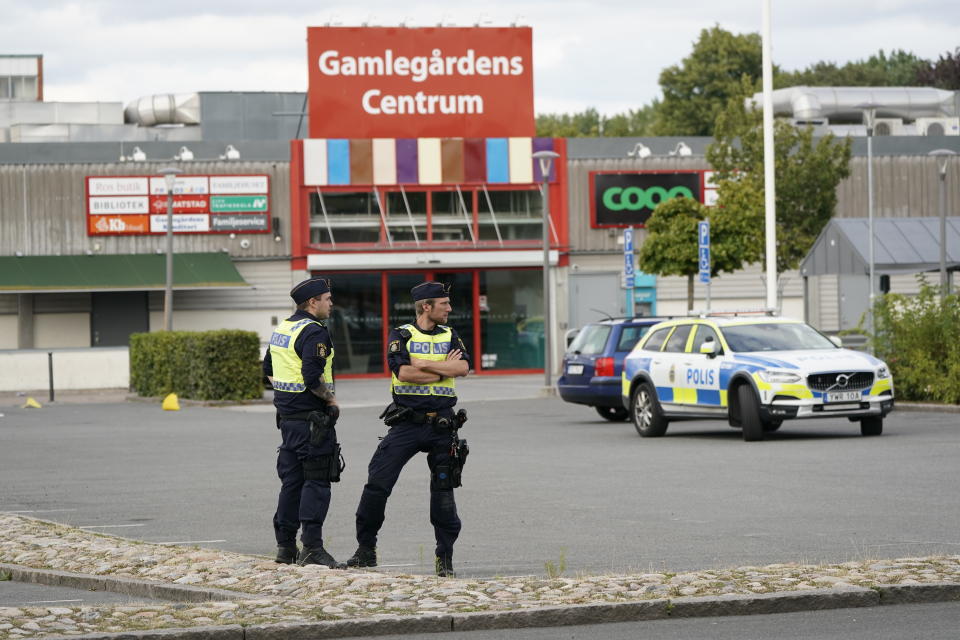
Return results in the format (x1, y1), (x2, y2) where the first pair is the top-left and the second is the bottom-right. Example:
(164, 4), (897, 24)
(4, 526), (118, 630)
(344, 282), (470, 577)
(262, 277), (342, 568)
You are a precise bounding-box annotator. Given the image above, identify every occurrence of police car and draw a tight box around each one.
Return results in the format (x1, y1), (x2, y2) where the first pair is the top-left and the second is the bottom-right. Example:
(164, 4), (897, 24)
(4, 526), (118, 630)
(620, 316), (895, 441)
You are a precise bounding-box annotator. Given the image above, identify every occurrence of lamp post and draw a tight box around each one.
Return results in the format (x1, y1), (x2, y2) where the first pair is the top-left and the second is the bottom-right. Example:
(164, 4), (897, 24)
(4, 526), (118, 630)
(532, 150), (560, 390)
(856, 104), (880, 350)
(930, 149), (956, 300)
(159, 167), (183, 331)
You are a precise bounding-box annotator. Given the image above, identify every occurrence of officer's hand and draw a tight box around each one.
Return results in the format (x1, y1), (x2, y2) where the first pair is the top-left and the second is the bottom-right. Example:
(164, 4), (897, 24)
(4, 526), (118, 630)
(446, 349), (462, 361)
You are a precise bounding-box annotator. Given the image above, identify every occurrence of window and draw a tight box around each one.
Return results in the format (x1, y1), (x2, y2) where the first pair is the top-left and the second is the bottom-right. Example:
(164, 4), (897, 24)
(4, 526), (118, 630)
(664, 325), (692, 353)
(479, 269), (543, 369)
(642, 327), (671, 352)
(309, 191), (381, 244)
(478, 188), (543, 241)
(690, 325), (721, 354)
(431, 191), (473, 242)
(720, 322), (837, 352)
(385, 190), (426, 244)
(616, 325), (651, 352)
(568, 324), (612, 355)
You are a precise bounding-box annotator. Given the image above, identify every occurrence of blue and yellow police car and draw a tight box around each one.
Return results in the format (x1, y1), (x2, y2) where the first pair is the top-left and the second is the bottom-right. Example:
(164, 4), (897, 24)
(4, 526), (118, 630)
(621, 316), (895, 441)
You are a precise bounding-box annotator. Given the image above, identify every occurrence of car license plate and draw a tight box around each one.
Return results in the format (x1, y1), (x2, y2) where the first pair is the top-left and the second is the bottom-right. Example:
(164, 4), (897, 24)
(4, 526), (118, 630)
(567, 364), (584, 375)
(826, 391), (861, 402)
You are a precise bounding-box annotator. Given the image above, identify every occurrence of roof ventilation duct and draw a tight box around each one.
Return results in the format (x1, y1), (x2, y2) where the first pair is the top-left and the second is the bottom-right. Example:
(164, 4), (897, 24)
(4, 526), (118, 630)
(747, 87), (958, 122)
(124, 93), (200, 126)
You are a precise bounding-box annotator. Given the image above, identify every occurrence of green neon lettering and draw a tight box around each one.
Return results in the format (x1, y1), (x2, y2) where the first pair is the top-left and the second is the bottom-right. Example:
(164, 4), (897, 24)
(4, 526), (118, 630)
(602, 187), (624, 211)
(601, 185), (696, 211)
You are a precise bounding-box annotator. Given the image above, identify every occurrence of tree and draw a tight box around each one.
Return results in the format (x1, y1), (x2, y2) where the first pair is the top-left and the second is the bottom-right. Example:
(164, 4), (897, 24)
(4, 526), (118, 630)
(705, 81), (853, 275)
(535, 104), (657, 137)
(915, 47), (960, 90)
(652, 25), (763, 137)
(636, 196), (743, 311)
(776, 49), (927, 88)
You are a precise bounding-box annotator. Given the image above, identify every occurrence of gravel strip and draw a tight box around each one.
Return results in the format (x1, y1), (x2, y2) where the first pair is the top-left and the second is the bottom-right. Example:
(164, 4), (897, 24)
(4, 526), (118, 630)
(1, 514), (958, 638)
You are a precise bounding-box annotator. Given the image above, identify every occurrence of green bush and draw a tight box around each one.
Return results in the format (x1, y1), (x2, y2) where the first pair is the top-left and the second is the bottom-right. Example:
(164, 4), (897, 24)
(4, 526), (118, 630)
(862, 279), (960, 404)
(129, 330), (263, 401)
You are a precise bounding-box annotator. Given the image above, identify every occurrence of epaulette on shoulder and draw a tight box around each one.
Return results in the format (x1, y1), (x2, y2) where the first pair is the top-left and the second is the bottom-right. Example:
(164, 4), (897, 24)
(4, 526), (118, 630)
(396, 324), (413, 338)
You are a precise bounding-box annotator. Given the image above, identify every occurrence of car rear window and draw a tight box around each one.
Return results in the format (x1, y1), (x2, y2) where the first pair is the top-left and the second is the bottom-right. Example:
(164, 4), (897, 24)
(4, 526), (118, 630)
(568, 324), (612, 355)
(617, 325), (651, 352)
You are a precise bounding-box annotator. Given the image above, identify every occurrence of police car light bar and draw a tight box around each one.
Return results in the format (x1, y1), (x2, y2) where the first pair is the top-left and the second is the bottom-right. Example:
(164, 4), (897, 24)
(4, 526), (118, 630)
(687, 308), (777, 318)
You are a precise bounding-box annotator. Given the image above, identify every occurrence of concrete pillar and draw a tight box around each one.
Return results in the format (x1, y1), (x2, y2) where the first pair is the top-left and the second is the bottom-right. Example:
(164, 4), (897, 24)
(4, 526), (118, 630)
(17, 294), (34, 349)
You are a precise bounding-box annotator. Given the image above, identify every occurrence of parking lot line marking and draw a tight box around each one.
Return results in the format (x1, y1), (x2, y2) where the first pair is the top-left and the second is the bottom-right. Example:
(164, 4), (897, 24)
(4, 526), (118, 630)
(156, 539), (227, 545)
(78, 524), (145, 529)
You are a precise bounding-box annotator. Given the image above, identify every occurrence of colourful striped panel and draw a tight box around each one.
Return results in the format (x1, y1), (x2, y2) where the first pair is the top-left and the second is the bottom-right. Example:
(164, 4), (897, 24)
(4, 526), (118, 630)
(372, 138), (397, 185)
(350, 139), (373, 185)
(532, 137), (556, 182)
(417, 138), (442, 185)
(485, 138), (509, 183)
(508, 137), (533, 183)
(441, 139), (464, 184)
(302, 139), (327, 186)
(396, 139), (418, 184)
(464, 138), (486, 183)
(326, 139), (350, 185)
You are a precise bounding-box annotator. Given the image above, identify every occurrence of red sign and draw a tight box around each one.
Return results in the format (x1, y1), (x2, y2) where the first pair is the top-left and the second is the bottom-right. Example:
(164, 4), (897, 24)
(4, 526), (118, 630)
(88, 215), (150, 236)
(149, 195), (209, 214)
(307, 26), (534, 139)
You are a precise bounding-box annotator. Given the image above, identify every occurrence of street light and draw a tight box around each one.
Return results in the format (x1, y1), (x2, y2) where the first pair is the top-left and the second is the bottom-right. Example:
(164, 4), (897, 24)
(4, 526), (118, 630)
(856, 103), (881, 351)
(930, 149), (957, 300)
(532, 149), (560, 391)
(159, 167), (183, 331)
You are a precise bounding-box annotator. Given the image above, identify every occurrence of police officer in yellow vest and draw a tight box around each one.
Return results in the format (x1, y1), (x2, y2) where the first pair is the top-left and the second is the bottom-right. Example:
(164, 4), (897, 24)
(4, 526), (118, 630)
(262, 277), (342, 568)
(344, 282), (470, 577)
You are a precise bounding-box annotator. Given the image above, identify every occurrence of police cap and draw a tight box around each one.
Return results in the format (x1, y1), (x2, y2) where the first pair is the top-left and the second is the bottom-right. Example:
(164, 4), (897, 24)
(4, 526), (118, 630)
(411, 281), (449, 301)
(290, 277), (331, 304)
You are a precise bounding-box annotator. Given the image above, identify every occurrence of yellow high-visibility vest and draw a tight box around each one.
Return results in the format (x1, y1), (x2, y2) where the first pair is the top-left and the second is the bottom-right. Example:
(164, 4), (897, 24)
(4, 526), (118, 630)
(269, 317), (334, 393)
(390, 323), (456, 398)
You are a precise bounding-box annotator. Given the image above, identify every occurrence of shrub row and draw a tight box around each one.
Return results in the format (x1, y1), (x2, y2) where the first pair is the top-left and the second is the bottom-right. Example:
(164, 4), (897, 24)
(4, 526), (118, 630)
(129, 330), (263, 401)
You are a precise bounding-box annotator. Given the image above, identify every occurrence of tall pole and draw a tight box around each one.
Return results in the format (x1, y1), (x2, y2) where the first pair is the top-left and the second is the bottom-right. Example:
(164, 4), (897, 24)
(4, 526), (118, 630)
(930, 149), (956, 300)
(867, 128), (875, 342)
(533, 150), (560, 390)
(761, 0), (777, 311)
(159, 167), (183, 332)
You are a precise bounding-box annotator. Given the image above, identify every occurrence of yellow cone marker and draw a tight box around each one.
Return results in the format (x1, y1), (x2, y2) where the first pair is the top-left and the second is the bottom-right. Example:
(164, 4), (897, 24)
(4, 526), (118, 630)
(22, 397), (42, 409)
(162, 393), (180, 411)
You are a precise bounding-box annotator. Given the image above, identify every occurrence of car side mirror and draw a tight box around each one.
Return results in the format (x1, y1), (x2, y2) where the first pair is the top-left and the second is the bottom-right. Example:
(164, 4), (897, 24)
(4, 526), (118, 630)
(700, 339), (719, 358)
(829, 335), (843, 347)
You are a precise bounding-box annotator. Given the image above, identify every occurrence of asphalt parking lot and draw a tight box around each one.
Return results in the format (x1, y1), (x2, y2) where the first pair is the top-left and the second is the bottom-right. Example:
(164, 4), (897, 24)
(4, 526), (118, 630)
(1, 380), (958, 578)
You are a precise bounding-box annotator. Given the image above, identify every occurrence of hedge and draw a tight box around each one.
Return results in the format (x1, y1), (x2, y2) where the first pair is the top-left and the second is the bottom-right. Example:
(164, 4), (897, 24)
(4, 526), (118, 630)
(129, 329), (263, 401)
(861, 280), (960, 404)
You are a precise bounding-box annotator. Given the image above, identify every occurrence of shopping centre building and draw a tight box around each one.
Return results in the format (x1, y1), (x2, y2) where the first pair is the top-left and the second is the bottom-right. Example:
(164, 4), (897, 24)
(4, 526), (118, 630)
(1, 32), (958, 387)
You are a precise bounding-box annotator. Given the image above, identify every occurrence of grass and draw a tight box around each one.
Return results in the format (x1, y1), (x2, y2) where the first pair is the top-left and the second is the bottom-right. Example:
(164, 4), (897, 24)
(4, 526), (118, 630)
(544, 548), (567, 579)
(0, 570), (11, 581)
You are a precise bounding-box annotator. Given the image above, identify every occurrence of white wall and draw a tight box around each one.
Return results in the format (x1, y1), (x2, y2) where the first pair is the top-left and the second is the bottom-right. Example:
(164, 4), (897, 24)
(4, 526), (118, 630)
(0, 315), (17, 349)
(148, 308), (288, 343)
(0, 347), (129, 391)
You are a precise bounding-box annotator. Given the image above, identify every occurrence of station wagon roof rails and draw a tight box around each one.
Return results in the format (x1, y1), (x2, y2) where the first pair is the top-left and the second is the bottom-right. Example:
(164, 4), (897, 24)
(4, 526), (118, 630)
(687, 308), (777, 318)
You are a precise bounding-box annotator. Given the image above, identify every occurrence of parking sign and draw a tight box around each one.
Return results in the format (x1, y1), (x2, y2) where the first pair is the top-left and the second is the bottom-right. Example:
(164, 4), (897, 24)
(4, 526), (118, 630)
(698, 220), (710, 284)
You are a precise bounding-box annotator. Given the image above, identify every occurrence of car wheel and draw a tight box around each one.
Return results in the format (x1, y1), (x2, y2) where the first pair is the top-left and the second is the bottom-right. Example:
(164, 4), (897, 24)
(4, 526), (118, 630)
(762, 419), (783, 432)
(737, 384), (765, 442)
(860, 416), (883, 436)
(631, 382), (669, 437)
(595, 406), (629, 422)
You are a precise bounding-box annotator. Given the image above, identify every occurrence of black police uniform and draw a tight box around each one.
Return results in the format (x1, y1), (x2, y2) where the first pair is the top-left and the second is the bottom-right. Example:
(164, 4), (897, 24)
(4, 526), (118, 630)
(262, 279), (339, 565)
(352, 299), (470, 572)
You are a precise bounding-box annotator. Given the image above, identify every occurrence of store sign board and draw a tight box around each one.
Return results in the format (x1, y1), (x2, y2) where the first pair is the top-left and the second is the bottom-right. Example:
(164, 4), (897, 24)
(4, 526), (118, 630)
(589, 171), (703, 228)
(210, 175), (269, 194)
(306, 26), (534, 139)
(211, 213), (270, 231)
(150, 214), (211, 233)
(86, 175), (270, 236)
(210, 195), (269, 212)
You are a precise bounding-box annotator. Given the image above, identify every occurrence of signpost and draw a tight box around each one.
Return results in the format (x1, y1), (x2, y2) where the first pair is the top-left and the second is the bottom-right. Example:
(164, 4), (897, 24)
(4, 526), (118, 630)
(624, 227), (635, 317)
(698, 220), (711, 313)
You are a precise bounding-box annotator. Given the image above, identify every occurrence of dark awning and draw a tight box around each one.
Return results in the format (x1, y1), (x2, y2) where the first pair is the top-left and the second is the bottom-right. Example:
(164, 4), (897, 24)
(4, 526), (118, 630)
(0, 252), (250, 294)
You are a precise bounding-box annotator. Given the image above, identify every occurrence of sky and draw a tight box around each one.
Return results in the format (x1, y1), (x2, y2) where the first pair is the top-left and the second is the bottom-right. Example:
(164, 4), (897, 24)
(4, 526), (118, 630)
(2, 0), (958, 116)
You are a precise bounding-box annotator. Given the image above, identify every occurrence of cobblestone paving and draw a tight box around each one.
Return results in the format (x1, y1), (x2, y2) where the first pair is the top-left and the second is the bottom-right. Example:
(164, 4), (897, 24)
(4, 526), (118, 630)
(1, 515), (958, 638)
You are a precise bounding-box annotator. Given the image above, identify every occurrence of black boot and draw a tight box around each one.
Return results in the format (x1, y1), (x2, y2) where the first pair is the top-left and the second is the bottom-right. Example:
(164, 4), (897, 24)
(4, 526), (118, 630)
(342, 545), (377, 568)
(435, 554), (455, 577)
(274, 544), (297, 565)
(297, 546), (339, 568)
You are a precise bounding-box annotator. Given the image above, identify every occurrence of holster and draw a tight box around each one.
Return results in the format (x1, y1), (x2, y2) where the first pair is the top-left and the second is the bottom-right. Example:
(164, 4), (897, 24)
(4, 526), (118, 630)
(431, 437), (469, 490)
(304, 406), (345, 482)
(379, 402), (411, 426)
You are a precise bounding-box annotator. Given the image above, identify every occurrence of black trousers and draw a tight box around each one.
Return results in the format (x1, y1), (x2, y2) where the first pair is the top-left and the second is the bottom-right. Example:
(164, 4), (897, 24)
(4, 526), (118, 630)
(355, 419), (461, 557)
(273, 416), (334, 548)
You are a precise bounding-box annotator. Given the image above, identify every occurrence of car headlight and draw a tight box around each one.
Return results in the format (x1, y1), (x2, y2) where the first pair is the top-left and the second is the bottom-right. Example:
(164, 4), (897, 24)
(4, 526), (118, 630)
(877, 365), (890, 379)
(757, 370), (802, 384)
